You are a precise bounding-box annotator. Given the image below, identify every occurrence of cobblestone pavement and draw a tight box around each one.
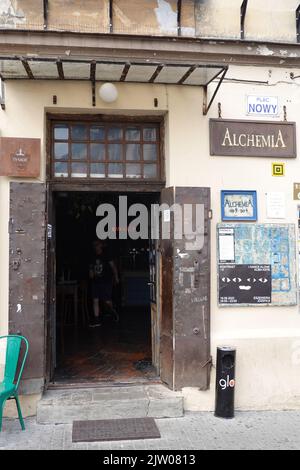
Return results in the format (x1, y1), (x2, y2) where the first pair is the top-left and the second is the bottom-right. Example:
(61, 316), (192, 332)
(0, 411), (300, 450)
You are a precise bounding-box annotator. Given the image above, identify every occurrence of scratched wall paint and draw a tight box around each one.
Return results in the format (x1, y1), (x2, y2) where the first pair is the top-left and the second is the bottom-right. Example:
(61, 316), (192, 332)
(48, 0), (109, 33)
(217, 223), (297, 307)
(0, 0), (43, 29)
(195, 0), (240, 39)
(0, 0), (298, 42)
(244, 0), (299, 43)
(113, 0), (178, 36)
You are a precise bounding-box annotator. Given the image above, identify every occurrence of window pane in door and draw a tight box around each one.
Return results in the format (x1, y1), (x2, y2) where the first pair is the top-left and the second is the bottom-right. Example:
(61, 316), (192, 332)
(71, 163), (87, 177)
(54, 142), (68, 160)
(54, 162), (68, 177)
(108, 144), (122, 161)
(54, 125), (69, 140)
(108, 163), (123, 178)
(143, 144), (157, 161)
(90, 143), (105, 161)
(71, 124), (87, 140)
(90, 126), (105, 141)
(71, 143), (87, 160)
(90, 163), (105, 178)
(126, 164), (142, 178)
(108, 127), (122, 141)
(143, 127), (157, 141)
(144, 164), (157, 178)
(125, 127), (140, 141)
(126, 144), (141, 161)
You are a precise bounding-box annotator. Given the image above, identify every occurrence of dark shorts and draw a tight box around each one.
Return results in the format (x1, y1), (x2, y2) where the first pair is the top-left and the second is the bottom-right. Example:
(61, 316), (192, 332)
(92, 280), (113, 301)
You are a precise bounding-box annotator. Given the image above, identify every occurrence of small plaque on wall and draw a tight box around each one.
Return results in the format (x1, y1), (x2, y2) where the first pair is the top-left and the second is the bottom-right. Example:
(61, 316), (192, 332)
(0, 137), (41, 177)
(221, 190), (257, 221)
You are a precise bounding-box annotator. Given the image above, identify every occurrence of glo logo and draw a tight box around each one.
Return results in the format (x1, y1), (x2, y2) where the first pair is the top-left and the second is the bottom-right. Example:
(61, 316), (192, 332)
(219, 375), (235, 391)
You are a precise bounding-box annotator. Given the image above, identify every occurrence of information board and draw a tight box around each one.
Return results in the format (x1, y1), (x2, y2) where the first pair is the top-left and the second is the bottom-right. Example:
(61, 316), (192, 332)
(217, 224), (297, 307)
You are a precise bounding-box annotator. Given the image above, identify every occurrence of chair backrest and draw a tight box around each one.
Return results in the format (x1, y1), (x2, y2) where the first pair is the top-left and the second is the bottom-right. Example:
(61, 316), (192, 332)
(0, 335), (29, 390)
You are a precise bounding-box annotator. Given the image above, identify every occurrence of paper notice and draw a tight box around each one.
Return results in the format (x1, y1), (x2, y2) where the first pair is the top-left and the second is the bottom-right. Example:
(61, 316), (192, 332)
(219, 228), (235, 263)
(266, 192), (286, 219)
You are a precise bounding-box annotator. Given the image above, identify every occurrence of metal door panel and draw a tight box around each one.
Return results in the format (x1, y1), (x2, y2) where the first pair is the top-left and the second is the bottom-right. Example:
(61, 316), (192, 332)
(159, 186), (211, 391)
(9, 182), (46, 394)
(160, 187), (175, 389)
(173, 187), (211, 390)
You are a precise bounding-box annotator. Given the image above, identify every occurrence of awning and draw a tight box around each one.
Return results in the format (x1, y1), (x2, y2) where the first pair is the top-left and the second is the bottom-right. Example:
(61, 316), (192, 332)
(0, 57), (228, 113)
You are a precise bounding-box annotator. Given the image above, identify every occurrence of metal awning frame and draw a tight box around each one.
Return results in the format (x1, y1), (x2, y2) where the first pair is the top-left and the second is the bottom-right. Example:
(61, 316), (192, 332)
(202, 67), (228, 116)
(240, 0), (248, 40)
(0, 56), (228, 114)
(296, 4), (300, 43)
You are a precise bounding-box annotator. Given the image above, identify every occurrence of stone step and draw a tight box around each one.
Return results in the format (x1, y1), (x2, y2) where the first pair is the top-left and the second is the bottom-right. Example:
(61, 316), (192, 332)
(36, 384), (184, 424)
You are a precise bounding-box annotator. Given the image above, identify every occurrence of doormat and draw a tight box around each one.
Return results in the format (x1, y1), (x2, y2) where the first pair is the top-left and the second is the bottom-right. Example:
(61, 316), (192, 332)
(72, 417), (161, 443)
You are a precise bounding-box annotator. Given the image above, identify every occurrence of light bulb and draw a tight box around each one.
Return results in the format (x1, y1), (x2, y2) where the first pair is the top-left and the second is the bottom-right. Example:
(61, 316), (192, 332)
(99, 83), (118, 103)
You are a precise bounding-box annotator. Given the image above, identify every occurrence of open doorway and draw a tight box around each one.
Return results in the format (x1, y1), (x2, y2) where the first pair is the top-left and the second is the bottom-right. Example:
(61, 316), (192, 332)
(51, 191), (160, 385)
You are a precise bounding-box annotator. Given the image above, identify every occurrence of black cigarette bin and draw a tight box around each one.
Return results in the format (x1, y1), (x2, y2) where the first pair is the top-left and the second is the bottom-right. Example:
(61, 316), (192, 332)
(215, 346), (236, 419)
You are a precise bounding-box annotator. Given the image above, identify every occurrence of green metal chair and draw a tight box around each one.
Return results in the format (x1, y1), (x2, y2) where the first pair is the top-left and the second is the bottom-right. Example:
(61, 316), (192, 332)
(0, 335), (29, 431)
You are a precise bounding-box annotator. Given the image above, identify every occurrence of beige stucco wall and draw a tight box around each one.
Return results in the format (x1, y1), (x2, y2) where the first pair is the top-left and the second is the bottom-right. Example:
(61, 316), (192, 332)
(1, 64), (300, 412)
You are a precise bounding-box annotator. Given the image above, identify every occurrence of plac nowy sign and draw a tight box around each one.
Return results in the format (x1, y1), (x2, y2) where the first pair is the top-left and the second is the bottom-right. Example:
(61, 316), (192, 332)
(247, 95), (279, 116)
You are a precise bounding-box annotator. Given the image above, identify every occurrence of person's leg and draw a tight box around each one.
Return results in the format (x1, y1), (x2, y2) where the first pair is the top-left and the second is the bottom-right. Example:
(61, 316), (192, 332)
(90, 282), (102, 326)
(90, 298), (102, 327)
(105, 300), (119, 322)
(93, 298), (100, 318)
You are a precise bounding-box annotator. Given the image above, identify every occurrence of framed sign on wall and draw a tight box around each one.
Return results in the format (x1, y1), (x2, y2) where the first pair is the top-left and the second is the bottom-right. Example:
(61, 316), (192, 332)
(217, 223), (297, 307)
(0, 137), (40, 177)
(221, 190), (257, 221)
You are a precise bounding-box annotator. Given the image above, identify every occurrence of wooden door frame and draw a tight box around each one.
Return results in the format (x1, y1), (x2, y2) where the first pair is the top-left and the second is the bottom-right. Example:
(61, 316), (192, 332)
(45, 183), (164, 385)
(45, 112), (166, 385)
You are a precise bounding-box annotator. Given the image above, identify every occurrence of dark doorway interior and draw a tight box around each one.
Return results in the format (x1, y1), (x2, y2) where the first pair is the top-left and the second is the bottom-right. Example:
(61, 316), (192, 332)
(53, 191), (160, 384)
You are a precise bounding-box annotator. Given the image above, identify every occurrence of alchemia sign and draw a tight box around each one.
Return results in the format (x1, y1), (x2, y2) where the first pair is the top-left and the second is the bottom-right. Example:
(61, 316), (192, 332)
(210, 119), (296, 158)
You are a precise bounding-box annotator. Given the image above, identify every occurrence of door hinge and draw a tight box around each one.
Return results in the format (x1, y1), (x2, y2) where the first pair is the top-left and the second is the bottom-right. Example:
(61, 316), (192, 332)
(208, 209), (213, 220)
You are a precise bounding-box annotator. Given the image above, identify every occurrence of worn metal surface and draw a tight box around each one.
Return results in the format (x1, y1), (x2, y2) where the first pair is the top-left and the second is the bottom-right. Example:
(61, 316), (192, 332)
(160, 187), (175, 390)
(160, 187), (211, 391)
(72, 417), (161, 442)
(0, 137), (41, 177)
(173, 187), (211, 390)
(45, 186), (56, 384)
(2, 30), (300, 69)
(9, 182), (46, 394)
(210, 119), (297, 158)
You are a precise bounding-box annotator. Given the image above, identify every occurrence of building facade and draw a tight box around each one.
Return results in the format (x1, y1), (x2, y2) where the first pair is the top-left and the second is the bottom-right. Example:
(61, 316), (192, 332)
(1, 0), (300, 416)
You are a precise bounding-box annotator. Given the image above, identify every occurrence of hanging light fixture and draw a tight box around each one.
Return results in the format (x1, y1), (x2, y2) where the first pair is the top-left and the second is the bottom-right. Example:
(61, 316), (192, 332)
(99, 83), (118, 103)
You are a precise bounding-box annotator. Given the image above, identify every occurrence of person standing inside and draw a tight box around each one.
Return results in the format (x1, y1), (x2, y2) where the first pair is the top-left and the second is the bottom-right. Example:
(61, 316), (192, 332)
(89, 240), (119, 327)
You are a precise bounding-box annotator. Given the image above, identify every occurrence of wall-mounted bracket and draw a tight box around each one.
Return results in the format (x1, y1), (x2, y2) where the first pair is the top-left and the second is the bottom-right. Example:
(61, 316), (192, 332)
(109, 0), (113, 33)
(296, 4), (300, 43)
(177, 0), (182, 37)
(90, 61), (96, 107)
(203, 67), (228, 116)
(0, 80), (5, 110)
(283, 105), (287, 121)
(43, 0), (48, 30)
(240, 0), (248, 40)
